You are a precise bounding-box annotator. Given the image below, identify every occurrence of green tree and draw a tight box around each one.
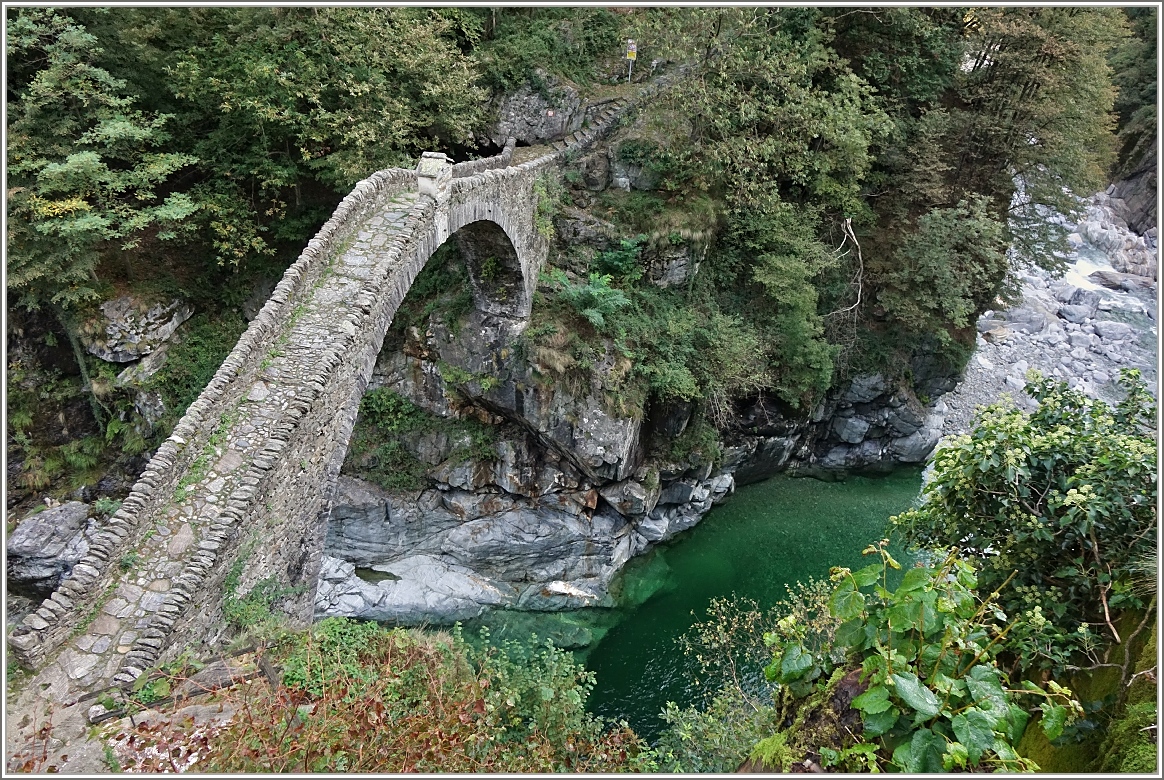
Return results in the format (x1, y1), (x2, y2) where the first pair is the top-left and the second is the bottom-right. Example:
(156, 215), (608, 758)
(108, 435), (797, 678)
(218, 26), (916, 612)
(951, 7), (1125, 264)
(892, 370), (1157, 672)
(875, 195), (1011, 340)
(6, 8), (197, 313)
(163, 6), (486, 266)
(1108, 6), (1157, 175)
(5, 8), (198, 424)
(724, 197), (839, 407)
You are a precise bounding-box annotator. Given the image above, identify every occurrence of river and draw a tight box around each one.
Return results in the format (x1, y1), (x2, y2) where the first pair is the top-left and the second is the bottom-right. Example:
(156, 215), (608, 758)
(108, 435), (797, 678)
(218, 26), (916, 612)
(581, 468), (924, 740)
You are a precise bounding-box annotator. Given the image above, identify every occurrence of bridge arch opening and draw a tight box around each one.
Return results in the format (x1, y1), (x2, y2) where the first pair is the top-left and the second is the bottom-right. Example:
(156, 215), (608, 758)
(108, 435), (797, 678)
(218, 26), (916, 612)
(451, 219), (528, 318)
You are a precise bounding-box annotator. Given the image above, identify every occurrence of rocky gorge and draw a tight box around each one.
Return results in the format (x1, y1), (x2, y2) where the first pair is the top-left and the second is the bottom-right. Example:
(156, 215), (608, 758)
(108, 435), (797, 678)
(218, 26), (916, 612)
(312, 169), (1157, 629)
(8, 77), (1157, 641)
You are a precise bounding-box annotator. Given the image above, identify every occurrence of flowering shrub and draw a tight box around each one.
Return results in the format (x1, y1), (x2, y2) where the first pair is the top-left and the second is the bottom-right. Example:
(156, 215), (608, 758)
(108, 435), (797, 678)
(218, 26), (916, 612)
(892, 369), (1156, 672)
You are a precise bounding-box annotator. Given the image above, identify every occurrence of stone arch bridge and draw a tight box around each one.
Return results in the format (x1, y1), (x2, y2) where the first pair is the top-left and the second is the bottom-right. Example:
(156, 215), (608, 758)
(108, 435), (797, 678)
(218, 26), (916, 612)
(8, 77), (675, 721)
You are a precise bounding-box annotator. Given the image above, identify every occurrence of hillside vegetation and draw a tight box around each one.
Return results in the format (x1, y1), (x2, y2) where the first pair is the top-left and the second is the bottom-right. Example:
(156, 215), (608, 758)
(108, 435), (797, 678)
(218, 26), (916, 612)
(6, 6), (1152, 506)
(5, 7), (1157, 773)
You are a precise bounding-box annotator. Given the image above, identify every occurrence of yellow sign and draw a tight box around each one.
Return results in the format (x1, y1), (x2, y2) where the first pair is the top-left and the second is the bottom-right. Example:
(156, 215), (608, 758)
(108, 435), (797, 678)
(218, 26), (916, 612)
(626, 40), (636, 60)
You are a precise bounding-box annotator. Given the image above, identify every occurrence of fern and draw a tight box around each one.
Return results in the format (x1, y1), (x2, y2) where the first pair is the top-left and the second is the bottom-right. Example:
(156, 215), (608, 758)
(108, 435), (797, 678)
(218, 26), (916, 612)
(548, 269), (630, 334)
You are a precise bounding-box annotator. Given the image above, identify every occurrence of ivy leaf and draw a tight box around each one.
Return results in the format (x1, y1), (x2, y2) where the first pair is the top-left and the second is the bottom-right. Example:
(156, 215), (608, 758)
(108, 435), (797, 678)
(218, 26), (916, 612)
(965, 665), (1007, 718)
(835, 618), (866, 649)
(863, 705), (900, 737)
(1004, 704), (1031, 745)
(829, 580), (866, 621)
(897, 565), (932, 594)
(852, 563), (882, 587)
(852, 685), (891, 714)
(952, 708), (996, 764)
(929, 671), (963, 697)
(1040, 703), (1068, 741)
(890, 671), (941, 720)
(893, 727), (944, 772)
(992, 737), (1019, 762)
(944, 740), (969, 770)
(779, 642), (814, 682)
(887, 601), (919, 633)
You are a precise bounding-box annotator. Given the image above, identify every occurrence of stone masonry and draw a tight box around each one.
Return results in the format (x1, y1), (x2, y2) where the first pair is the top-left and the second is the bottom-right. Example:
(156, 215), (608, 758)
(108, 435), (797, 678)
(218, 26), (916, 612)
(6, 72), (683, 743)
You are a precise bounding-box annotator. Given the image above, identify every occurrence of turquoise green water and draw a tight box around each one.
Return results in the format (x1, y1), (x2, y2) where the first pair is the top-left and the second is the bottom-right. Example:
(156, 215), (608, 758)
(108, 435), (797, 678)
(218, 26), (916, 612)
(583, 469), (923, 740)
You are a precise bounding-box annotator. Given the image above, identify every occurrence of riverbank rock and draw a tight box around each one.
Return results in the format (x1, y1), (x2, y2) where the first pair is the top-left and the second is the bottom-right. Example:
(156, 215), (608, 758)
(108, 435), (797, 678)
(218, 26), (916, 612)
(80, 296), (193, 363)
(6, 502), (97, 595)
(937, 204), (1157, 439)
(320, 475), (645, 621)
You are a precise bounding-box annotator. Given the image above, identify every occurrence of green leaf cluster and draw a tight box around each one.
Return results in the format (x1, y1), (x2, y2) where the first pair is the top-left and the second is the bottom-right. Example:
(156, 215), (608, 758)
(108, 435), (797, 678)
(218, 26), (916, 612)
(763, 545), (1082, 772)
(892, 370), (1157, 672)
(545, 269), (631, 332)
(343, 388), (497, 492)
(6, 8), (198, 313)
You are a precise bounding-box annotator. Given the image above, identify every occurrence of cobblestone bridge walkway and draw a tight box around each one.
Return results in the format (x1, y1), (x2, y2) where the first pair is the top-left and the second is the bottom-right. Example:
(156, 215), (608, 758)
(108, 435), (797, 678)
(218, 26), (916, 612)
(7, 70), (684, 768)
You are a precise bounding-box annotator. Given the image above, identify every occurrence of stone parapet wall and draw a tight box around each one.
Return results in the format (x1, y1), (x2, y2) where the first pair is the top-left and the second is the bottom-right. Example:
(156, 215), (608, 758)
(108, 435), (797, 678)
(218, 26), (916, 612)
(8, 168), (419, 669)
(452, 137), (516, 178)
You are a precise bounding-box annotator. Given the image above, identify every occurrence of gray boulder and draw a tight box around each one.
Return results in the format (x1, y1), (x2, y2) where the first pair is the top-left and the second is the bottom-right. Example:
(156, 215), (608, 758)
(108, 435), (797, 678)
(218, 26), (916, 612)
(610, 157), (658, 192)
(889, 421), (943, 463)
(733, 435), (799, 485)
(643, 244), (701, 288)
(1001, 300), (1055, 334)
(7, 502), (96, 594)
(599, 478), (659, 517)
(314, 554), (516, 624)
(575, 151), (611, 191)
(887, 403), (926, 437)
(1094, 320), (1135, 341)
(1058, 304), (1093, 324)
(491, 70), (583, 146)
(844, 374), (888, 403)
(81, 296), (193, 363)
(552, 206), (616, 254)
(832, 416), (870, 444)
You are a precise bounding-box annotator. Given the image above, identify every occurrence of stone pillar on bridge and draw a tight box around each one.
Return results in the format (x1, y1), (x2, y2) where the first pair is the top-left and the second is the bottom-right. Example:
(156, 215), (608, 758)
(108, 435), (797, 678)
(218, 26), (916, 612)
(417, 152), (453, 199)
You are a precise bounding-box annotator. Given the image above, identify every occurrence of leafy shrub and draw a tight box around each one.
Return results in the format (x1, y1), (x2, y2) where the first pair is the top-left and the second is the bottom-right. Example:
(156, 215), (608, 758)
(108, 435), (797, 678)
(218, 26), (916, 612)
(594, 190), (668, 234)
(343, 388), (496, 491)
(532, 173), (565, 240)
(358, 388), (431, 434)
(223, 576), (302, 635)
(593, 235), (646, 281)
(877, 195), (1011, 336)
(892, 369), (1157, 672)
(761, 543), (1083, 772)
(653, 584), (836, 772)
(656, 687), (784, 773)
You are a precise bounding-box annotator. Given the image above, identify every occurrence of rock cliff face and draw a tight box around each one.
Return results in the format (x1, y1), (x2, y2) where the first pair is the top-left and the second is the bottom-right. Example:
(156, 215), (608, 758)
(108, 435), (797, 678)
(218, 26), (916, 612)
(316, 302), (741, 622)
(315, 87), (1156, 630)
(1107, 148), (1158, 236)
